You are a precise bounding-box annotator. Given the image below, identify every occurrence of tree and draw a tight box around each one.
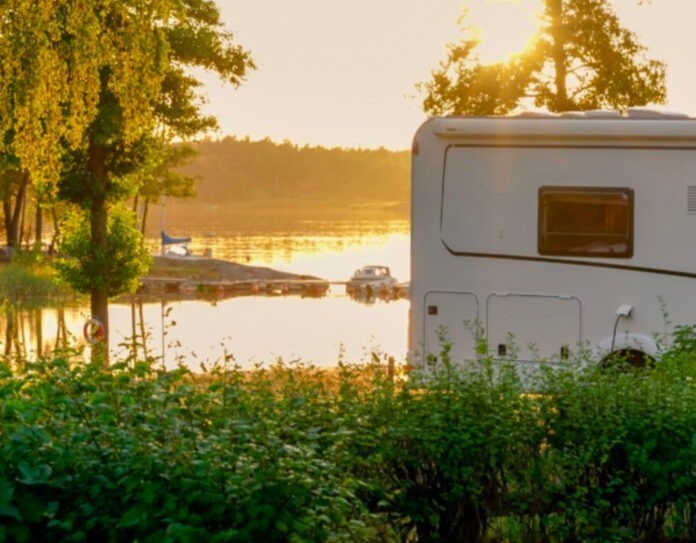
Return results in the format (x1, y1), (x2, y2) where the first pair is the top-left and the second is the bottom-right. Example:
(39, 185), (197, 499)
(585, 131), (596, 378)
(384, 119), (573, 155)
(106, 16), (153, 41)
(0, 1), (94, 252)
(0, 0), (254, 360)
(56, 205), (150, 303)
(419, 1), (666, 116)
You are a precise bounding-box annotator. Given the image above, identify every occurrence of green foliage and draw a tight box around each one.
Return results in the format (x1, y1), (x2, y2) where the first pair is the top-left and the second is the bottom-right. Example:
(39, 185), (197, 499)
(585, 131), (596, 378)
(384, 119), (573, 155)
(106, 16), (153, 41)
(418, 15), (536, 116)
(0, 261), (70, 302)
(56, 206), (151, 297)
(1, 0), (255, 327)
(181, 137), (410, 204)
(0, 356), (382, 542)
(0, 337), (693, 542)
(420, 1), (667, 116)
(135, 141), (198, 203)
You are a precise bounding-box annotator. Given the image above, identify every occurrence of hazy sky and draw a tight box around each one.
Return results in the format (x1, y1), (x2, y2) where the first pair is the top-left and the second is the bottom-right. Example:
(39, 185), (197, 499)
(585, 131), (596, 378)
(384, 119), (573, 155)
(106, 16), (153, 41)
(199, 0), (696, 150)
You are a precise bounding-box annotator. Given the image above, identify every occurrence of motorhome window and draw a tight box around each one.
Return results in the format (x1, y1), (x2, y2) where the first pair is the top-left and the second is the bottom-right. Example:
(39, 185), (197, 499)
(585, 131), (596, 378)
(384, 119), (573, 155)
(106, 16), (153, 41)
(538, 187), (633, 257)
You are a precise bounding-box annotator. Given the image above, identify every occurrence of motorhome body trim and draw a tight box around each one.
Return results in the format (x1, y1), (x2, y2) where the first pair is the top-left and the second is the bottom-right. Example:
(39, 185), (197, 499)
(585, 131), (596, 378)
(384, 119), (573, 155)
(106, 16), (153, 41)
(439, 142), (696, 278)
(439, 243), (696, 280)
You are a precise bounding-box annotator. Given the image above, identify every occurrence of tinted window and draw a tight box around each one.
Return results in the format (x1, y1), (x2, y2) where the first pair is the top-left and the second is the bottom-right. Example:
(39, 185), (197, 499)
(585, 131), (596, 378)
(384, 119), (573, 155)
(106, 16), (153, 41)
(538, 187), (633, 257)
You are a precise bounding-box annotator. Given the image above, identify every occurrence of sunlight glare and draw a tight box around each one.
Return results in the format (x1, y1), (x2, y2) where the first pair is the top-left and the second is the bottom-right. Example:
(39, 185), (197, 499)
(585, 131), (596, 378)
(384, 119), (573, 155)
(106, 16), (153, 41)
(468, 0), (543, 63)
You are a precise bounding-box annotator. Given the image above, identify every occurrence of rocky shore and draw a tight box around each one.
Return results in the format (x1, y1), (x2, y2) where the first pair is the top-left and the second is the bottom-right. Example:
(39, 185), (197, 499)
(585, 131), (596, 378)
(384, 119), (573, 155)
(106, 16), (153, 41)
(137, 255), (330, 299)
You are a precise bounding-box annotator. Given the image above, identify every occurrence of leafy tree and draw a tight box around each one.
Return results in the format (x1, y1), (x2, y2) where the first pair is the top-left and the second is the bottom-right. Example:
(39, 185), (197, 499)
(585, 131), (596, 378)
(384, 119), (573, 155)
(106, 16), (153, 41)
(419, 17), (535, 117)
(0, 0), (253, 356)
(56, 205), (150, 298)
(419, 1), (666, 115)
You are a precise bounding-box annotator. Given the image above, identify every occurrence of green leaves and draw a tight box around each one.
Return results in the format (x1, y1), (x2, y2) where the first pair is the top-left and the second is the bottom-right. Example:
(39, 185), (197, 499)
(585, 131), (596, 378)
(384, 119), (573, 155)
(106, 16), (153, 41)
(16, 462), (52, 486)
(420, 0), (666, 116)
(0, 348), (692, 541)
(1, 0), (255, 333)
(56, 205), (151, 296)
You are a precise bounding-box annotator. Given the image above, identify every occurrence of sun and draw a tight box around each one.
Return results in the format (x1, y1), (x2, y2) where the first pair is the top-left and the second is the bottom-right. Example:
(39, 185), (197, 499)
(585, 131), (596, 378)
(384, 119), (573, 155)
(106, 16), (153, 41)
(470, 0), (544, 63)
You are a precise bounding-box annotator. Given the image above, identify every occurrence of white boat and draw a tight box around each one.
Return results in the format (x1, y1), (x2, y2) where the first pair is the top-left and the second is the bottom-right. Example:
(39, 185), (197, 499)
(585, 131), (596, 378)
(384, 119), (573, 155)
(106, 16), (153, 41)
(161, 231), (192, 257)
(346, 265), (398, 294)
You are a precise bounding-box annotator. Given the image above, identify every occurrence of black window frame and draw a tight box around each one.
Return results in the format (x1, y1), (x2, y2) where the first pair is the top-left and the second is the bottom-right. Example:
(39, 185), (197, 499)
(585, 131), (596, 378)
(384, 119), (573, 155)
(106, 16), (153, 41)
(538, 186), (634, 258)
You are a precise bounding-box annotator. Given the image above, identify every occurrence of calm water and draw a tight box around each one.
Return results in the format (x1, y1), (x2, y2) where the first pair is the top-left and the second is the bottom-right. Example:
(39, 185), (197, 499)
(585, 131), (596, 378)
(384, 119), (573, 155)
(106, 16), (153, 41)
(2, 212), (411, 369)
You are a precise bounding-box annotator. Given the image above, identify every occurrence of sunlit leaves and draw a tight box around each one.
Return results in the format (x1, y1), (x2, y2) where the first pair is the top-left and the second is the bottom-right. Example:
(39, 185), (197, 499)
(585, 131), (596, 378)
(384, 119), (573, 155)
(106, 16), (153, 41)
(532, 0), (666, 111)
(420, 0), (666, 116)
(0, 0), (253, 313)
(56, 204), (151, 296)
(0, 0), (254, 189)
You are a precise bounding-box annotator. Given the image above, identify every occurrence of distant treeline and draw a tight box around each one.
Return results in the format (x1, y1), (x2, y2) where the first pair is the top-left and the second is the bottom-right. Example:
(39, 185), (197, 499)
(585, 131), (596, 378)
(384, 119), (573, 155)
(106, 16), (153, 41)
(180, 137), (410, 203)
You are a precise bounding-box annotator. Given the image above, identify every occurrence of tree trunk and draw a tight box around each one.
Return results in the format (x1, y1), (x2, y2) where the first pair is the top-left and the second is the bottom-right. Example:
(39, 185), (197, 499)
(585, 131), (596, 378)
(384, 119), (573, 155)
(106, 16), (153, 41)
(35, 307), (43, 358)
(548, 0), (571, 111)
(139, 300), (149, 360)
(48, 205), (60, 255)
(140, 198), (150, 236)
(4, 307), (12, 357)
(90, 195), (109, 365)
(35, 199), (43, 252)
(56, 306), (67, 348)
(2, 173), (29, 251)
(88, 139), (110, 366)
(18, 188), (27, 248)
(3, 199), (11, 249)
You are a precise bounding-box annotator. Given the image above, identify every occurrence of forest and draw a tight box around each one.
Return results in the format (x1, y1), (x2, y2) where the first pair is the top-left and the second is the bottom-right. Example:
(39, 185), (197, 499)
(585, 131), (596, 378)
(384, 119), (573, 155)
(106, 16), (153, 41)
(179, 137), (410, 205)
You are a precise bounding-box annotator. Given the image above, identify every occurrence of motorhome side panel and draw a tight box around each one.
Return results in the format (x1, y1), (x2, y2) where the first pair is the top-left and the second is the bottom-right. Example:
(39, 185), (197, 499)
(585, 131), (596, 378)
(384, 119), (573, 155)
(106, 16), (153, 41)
(410, 117), (696, 366)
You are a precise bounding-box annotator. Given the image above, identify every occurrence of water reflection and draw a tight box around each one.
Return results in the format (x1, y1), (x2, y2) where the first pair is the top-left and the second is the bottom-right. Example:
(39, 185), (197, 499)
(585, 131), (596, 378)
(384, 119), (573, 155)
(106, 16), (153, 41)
(1, 294), (409, 370)
(0, 304), (76, 363)
(2, 215), (411, 368)
(133, 289), (409, 369)
(152, 203), (410, 282)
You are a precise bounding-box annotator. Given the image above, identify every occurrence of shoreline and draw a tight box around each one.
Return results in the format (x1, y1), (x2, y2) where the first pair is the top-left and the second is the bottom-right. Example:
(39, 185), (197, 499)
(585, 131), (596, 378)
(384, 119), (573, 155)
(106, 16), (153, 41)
(136, 255), (331, 300)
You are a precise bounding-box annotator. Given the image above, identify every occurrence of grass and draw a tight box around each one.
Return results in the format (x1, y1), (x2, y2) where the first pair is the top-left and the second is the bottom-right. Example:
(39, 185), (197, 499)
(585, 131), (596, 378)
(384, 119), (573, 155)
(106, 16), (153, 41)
(0, 258), (74, 304)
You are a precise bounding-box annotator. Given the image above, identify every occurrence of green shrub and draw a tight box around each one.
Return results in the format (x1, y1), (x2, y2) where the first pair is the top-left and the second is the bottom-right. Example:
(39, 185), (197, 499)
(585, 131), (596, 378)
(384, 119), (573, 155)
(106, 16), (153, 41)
(0, 337), (693, 542)
(0, 356), (381, 542)
(538, 361), (695, 542)
(0, 262), (71, 302)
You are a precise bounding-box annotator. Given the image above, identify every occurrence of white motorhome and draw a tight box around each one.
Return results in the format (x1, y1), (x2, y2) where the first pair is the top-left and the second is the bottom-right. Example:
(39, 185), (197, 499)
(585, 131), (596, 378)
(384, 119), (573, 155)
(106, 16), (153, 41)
(410, 110), (696, 369)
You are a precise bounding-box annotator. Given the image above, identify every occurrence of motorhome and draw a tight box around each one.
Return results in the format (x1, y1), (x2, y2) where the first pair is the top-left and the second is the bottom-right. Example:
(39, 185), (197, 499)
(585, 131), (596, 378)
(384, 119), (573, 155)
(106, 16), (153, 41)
(410, 110), (696, 369)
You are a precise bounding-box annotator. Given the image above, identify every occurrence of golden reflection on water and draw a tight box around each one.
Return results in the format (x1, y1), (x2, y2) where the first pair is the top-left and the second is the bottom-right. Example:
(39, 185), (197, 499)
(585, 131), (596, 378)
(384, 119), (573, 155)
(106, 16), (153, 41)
(152, 207), (410, 282)
(0, 305), (86, 362)
(193, 232), (410, 282)
(151, 208), (410, 281)
(3, 215), (412, 368)
(109, 290), (409, 369)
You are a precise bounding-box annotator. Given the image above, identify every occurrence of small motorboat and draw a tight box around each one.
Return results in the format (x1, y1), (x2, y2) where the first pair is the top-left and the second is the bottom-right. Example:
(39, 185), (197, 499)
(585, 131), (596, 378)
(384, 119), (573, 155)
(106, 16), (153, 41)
(346, 265), (398, 295)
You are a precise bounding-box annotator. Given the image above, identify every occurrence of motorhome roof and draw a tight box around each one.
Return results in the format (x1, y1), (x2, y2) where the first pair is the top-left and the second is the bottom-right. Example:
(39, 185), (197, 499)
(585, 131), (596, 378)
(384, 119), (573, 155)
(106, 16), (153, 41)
(430, 110), (696, 143)
(516, 108), (689, 119)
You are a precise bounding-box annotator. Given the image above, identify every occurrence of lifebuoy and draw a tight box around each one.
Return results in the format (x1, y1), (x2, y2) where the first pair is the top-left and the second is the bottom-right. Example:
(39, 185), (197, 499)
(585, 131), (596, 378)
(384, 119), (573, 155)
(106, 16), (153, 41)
(83, 318), (105, 345)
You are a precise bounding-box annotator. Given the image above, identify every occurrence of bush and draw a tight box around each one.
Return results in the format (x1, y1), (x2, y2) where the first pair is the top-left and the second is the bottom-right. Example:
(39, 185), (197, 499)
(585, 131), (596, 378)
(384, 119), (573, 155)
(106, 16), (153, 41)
(0, 261), (71, 302)
(0, 339), (693, 542)
(0, 356), (380, 542)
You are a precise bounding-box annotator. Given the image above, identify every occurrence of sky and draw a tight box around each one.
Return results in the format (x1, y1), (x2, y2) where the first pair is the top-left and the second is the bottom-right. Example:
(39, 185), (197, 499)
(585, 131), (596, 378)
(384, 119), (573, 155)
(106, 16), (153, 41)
(199, 0), (696, 151)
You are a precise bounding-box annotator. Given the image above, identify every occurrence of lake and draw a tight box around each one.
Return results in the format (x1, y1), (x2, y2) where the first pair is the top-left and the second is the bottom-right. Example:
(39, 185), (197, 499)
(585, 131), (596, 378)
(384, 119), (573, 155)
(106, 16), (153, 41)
(2, 207), (411, 369)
